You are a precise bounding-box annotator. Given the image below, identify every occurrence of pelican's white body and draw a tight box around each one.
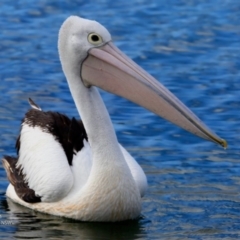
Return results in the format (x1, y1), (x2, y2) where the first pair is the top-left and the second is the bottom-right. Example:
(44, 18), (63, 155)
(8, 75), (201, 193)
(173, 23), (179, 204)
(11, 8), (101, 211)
(7, 131), (147, 221)
(6, 69), (147, 221)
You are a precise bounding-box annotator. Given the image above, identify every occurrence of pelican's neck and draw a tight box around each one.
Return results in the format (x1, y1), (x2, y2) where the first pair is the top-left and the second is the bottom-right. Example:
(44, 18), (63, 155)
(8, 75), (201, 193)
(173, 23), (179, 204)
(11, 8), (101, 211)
(67, 73), (132, 177)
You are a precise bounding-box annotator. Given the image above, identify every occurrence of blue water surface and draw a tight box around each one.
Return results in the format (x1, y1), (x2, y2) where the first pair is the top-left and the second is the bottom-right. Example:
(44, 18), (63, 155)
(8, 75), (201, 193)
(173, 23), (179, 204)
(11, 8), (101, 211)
(0, 0), (239, 239)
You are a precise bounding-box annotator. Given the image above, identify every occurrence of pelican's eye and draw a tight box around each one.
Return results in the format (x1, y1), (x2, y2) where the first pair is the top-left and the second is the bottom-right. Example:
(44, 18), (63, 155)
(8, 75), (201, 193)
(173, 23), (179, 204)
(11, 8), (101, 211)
(88, 33), (103, 45)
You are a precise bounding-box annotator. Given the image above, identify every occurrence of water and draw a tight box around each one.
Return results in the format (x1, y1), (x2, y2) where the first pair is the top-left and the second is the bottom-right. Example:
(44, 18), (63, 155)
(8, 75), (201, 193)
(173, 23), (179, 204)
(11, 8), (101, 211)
(0, 0), (239, 239)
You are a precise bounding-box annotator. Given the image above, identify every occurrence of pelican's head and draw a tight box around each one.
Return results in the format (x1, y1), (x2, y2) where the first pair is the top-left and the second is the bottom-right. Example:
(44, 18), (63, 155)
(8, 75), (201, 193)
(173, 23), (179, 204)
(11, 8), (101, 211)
(58, 16), (111, 78)
(58, 16), (227, 148)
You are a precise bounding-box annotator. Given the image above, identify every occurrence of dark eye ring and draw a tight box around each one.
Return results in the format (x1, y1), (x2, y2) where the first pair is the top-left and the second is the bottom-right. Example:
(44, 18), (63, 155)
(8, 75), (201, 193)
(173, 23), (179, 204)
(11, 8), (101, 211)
(88, 33), (103, 45)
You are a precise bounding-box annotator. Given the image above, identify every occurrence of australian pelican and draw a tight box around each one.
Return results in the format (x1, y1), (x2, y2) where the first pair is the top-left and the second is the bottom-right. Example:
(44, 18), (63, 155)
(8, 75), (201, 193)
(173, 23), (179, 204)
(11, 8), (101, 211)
(2, 16), (227, 222)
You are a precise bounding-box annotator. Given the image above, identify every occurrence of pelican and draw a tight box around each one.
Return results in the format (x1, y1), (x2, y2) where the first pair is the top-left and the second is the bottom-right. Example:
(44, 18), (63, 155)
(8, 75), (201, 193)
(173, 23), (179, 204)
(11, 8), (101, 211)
(2, 16), (227, 222)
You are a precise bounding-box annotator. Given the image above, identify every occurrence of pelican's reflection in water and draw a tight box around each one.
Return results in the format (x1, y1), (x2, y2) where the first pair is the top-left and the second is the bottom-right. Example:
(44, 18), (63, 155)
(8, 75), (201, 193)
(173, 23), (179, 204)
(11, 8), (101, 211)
(3, 198), (145, 239)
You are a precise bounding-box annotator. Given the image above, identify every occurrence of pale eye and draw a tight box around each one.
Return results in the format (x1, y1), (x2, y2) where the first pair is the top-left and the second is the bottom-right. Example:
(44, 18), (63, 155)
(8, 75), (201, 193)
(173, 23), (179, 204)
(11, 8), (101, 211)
(88, 33), (103, 45)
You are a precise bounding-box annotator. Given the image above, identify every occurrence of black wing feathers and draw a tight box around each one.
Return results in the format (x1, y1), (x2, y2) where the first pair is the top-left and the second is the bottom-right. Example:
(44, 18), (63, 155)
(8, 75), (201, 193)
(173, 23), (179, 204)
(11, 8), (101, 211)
(3, 99), (88, 203)
(17, 108), (88, 165)
(69, 117), (88, 154)
(2, 156), (41, 203)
